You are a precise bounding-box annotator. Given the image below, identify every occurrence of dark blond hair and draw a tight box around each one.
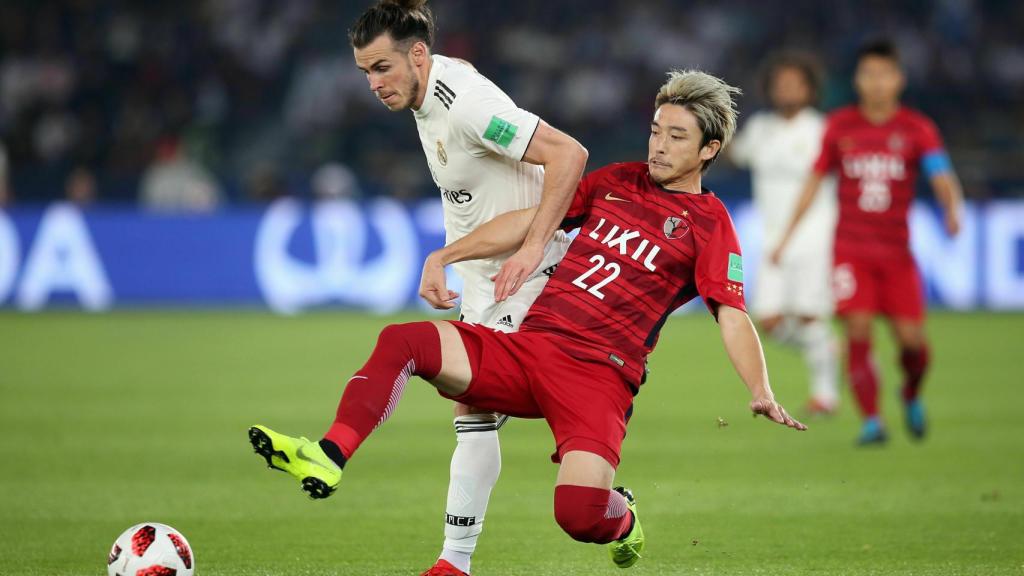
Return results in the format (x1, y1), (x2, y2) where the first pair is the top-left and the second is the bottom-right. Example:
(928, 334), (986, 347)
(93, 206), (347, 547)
(655, 70), (741, 171)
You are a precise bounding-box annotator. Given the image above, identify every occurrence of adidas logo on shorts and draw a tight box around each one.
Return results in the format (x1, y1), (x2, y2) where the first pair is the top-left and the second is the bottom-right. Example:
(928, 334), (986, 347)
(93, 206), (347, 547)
(496, 315), (515, 329)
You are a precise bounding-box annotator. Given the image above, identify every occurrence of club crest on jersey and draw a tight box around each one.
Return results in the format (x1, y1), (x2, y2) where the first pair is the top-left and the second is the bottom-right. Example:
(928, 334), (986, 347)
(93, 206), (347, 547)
(663, 216), (690, 240)
(436, 139), (448, 166)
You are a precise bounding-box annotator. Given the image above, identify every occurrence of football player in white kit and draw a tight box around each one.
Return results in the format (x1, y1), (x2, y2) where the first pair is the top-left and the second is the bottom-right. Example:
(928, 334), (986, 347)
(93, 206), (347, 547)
(730, 52), (840, 415)
(350, 2), (587, 575)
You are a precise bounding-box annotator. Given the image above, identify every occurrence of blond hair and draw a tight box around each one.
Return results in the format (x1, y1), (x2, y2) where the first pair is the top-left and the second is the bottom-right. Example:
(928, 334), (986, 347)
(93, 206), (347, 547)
(655, 70), (741, 171)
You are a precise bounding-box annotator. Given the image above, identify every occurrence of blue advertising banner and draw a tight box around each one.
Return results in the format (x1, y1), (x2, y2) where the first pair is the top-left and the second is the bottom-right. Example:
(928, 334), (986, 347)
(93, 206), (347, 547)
(1, 199), (1022, 312)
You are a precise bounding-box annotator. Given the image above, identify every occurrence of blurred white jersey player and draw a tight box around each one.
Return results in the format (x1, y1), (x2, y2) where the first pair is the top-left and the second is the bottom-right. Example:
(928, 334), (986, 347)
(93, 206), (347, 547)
(731, 52), (839, 414)
(351, 2), (587, 575)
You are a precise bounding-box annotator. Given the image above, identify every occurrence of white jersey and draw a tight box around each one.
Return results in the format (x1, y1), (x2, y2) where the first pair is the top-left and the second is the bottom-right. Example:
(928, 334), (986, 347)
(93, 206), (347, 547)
(413, 55), (569, 328)
(731, 107), (837, 254)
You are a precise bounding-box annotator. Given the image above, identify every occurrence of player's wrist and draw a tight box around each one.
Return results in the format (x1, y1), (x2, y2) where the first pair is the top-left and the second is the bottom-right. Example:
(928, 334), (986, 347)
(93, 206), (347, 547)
(428, 248), (453, 267)
(518, 239), (546, 255)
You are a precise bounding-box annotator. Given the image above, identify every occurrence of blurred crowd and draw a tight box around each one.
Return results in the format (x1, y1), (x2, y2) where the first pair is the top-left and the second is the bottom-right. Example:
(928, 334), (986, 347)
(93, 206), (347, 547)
(1, 0), (1021, 210)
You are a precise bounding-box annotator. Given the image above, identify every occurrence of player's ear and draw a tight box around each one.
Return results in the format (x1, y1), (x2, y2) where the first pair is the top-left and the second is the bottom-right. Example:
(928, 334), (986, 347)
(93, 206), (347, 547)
(409, 41), (428, 66)
(701, 140), (721, 162)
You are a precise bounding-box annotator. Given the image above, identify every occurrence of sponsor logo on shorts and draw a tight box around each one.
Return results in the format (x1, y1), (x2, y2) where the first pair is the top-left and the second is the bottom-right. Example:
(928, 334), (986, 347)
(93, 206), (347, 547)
(496, 315), (515, 329)
(446, 514), (477, 527)
(542, 264), (558, 277)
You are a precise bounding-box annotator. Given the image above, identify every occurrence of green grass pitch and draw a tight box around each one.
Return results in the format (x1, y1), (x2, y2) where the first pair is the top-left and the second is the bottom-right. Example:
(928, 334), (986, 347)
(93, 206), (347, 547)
(1, 311), (1022, 575)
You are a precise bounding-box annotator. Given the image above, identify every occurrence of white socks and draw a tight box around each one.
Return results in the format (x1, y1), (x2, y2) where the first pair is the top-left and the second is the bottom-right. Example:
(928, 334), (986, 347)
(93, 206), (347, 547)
(439, 414), (503, 573)
(799, 319), (839, 407)
(767, 317), (839, 407)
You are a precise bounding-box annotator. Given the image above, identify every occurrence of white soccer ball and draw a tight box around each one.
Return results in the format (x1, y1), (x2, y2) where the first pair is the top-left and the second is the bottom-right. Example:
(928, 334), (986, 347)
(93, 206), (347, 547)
(107, 522), (195, 576)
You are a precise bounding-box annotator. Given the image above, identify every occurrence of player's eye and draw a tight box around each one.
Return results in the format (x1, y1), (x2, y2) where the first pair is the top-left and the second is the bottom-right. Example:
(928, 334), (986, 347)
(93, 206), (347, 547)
(671, 135), (683, 141)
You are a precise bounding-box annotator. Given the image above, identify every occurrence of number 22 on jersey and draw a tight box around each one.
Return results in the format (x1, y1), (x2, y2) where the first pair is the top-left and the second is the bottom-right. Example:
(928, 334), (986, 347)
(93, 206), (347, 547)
(571, 217), (661, 300)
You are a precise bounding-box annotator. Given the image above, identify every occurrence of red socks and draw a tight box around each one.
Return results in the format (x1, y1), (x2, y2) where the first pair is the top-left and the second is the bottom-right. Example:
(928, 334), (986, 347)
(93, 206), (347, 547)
(847, 339), (880, 418)
(553, 485), (633, 544)
(323, 322), (443, 462)
(900, 345), (930, 403)
(848, 339), (931, 417)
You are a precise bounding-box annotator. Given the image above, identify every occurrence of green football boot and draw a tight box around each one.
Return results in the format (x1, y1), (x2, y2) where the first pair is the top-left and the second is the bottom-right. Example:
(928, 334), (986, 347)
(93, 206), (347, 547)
(247, 425), (342, 499)
(608, 487), (645, 568)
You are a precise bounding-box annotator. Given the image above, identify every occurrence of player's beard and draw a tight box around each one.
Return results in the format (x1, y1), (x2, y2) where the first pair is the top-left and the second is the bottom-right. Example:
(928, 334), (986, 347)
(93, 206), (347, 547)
(404, 75), (420, 110)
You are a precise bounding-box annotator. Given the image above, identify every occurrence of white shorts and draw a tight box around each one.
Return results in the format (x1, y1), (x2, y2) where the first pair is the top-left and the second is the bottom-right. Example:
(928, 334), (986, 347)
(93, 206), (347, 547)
(754, 251), (833, 318)
(458, 269), (550, 333)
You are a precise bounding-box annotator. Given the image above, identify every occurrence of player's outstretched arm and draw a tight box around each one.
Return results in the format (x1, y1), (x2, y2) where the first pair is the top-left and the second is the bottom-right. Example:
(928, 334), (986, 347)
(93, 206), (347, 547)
(419, 207), (539, 309)
(717, 305), (807, 431)
(930, 171), (963, 237)
(769, 171), (824, 265)
(493, 122), (587, 302)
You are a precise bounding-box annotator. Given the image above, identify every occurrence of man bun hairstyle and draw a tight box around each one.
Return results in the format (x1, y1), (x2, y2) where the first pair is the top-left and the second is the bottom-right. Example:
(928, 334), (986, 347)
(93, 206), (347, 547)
(655, 69), (741, 171)
(349, 0), (436, 49)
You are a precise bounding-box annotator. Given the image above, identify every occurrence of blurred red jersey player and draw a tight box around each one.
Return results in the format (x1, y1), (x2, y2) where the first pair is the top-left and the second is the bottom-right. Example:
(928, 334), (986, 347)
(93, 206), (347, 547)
(773, 40), (963, 445)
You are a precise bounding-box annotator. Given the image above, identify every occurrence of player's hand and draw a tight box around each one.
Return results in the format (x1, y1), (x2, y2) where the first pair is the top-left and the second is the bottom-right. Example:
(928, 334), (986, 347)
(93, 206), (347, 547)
(750, 396), (807, 431)
(945, 209), (961, 237)
(492, 244), (544, 302)
(419, 252), (459, 310)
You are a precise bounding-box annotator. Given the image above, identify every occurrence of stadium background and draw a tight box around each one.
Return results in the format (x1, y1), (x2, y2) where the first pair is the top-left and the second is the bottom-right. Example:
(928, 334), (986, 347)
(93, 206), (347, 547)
(1, 1), (1022, 575)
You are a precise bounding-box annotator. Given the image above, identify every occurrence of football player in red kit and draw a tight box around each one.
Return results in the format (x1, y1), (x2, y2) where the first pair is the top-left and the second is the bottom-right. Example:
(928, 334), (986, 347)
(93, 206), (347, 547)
(772, 40), (963, 445)
(249, 70), (806, 570)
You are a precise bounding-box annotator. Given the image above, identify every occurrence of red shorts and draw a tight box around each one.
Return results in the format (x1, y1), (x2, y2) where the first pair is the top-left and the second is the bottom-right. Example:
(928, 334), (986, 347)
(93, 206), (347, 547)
(832, 252), (925, 321)
(440, 322), (635, 468)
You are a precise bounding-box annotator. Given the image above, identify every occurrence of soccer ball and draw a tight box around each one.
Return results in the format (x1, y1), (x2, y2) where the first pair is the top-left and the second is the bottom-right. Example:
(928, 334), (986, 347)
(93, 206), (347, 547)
(107, 522), (194, 576)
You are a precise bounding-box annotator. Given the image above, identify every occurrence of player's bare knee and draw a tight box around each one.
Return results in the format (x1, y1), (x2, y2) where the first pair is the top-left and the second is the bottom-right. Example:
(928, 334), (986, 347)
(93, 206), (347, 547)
(893, 321), (926, 350)
(844, 314), (873, 341)
(556, 451), (615, 489)
(428, 321), (473, 396)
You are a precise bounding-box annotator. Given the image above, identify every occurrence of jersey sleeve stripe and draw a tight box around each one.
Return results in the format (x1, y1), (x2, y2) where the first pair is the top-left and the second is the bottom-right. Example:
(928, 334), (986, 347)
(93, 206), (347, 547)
(436, 79), (457, 99)
(517, 114), (541, 162)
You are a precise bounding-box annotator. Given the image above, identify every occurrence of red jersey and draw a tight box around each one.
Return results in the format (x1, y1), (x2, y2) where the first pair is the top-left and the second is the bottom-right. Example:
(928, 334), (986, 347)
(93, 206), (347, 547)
(521, 162), (746, 387)
(813, 105), (946, 260)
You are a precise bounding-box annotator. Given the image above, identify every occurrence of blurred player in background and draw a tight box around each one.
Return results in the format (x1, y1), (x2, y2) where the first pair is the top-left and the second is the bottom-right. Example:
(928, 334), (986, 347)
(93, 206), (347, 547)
(730, 52), (839, 415)
(772, 40), (963, 445)
(249, 69), (807, 571)
(346, 1), (586, 574)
